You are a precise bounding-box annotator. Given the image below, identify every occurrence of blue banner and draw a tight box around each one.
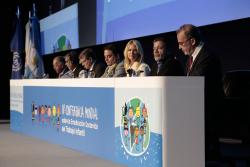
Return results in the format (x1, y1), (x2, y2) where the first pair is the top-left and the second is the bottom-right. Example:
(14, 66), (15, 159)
(10, 79), (164, 167)
(22, 86), (115, 159)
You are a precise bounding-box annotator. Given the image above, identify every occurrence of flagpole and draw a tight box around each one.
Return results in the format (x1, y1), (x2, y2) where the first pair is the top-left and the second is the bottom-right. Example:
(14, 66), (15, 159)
(33, 3), (36, 16)
(16, 6), (20, 18)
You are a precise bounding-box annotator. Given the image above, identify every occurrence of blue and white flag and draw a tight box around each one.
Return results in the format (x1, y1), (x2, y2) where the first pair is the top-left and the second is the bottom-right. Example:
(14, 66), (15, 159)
(10, 10), (24, 79)
(24, 14), (45, 79)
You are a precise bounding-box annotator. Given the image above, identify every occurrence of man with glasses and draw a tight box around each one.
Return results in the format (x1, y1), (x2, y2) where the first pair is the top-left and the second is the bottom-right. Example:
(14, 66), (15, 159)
(177, 24), (224, 161)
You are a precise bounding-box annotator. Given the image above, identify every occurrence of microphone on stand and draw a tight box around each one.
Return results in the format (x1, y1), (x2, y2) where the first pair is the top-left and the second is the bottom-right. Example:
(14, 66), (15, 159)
(127, 69), (133, 77)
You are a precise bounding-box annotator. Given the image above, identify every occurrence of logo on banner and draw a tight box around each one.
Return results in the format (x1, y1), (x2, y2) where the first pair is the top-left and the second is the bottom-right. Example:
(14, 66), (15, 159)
(120, 97), (150, 156)
(31, 102), (61, 130)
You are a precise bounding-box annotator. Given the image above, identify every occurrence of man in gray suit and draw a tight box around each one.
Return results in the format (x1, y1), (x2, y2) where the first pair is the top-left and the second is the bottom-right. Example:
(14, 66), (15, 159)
(101, 44), (126, 78)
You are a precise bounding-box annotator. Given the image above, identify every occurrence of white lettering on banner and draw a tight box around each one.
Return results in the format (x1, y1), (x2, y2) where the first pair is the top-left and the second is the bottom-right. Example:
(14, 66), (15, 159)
(61, 118), (98, 130)
(62, 104), (85, 118)
(61, 104), (99, 137)
(10, 86), (23, 113)
(85, 107), (98, 120)
(61, 126), (85, 136)
(70, 119), (85, 127)
(85, 122), (98, 130)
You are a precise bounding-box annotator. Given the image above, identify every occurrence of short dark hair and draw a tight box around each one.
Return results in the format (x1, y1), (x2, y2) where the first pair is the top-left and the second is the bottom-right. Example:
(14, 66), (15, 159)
(177, 24), (202, 45)
(153, 37), (166, 47)
(65, 51), (78, 65)
(103, 44), (118, 56)
(79, 48), (96, 60)
(54, 56), (65, 64)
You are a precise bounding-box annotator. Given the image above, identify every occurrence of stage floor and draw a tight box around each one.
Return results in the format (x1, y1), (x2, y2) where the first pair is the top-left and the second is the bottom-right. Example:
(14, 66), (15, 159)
(0, 123), (125, 167)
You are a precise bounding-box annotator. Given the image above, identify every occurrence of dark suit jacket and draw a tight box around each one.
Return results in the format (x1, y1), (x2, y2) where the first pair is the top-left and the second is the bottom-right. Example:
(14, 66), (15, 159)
(151, 57), (184, 76)
(58, 67), (69, 78)
(188, 45), (224, 98)
(73, 66), (83, 78)
(92, 61), (106, 78)
(188, 45), (224, 131)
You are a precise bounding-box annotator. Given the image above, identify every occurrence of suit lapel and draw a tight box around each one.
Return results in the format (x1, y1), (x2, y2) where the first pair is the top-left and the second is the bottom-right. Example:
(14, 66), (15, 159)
(188, 46), (204, 75)
(158, 58), (168, 75)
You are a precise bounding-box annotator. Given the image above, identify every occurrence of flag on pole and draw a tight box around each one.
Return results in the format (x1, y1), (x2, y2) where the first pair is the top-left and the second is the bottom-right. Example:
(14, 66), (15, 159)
(10, 7), (24, 79)
(24, 8), (45, 79)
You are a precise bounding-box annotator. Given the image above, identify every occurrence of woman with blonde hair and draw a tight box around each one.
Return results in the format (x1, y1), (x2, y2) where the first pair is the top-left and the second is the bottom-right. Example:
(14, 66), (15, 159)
(124, 40), (151, 77)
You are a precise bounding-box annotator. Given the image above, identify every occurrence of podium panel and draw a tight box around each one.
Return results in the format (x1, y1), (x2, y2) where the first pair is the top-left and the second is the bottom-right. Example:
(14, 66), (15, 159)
(10, 77), (204, 167)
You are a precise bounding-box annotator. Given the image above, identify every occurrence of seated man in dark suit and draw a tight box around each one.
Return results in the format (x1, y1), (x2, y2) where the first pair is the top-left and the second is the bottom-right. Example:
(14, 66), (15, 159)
(151, 37), (184, 76)
(177, 24), (224, 160)
(53, 56), (71, 78)
(78, 48), (106, 78)
(64, 51), (82, 78)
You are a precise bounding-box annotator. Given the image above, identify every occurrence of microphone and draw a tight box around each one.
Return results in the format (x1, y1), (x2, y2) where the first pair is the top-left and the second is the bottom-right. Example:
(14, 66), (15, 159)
(43, 73), (49, 78)
(127, 69), (133, 77)
(139, 70), (144, 73)
(136, 70), (144, 77)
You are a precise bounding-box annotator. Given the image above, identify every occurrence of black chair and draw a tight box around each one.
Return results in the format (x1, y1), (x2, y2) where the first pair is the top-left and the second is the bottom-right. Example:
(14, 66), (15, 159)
(223, 70), (250, 98)
(218, 70), (250, 166)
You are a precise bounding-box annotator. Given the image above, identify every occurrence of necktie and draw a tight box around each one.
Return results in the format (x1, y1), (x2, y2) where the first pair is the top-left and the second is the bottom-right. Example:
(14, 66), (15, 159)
(157, 61), (162, 74)
(187, 56), (193, 74)
(188, 56), (193, 71)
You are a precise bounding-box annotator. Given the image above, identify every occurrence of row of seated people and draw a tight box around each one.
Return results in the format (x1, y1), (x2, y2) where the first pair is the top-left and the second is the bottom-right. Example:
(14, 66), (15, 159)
(53, 24), (225, 161)
(27, 23), (250, 164)
(53, 37), (184, 79)
(20, 23), (229, 162)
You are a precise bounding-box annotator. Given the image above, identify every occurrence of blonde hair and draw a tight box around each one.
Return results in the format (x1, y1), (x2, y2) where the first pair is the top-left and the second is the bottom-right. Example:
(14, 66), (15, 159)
(123, 40), (144, 72)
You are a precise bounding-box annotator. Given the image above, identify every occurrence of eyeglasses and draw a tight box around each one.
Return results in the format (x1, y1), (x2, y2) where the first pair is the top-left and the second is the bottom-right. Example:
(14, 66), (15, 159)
(178, 38), (191, 46)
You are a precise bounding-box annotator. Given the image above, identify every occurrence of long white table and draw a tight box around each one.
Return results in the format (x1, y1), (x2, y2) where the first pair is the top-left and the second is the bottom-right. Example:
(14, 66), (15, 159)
(10, 77), (204, 167)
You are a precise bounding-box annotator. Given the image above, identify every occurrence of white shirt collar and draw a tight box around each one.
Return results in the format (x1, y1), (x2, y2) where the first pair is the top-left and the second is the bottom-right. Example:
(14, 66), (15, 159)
(89, 60), (96, 72)
(191, 41), (204, 63)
